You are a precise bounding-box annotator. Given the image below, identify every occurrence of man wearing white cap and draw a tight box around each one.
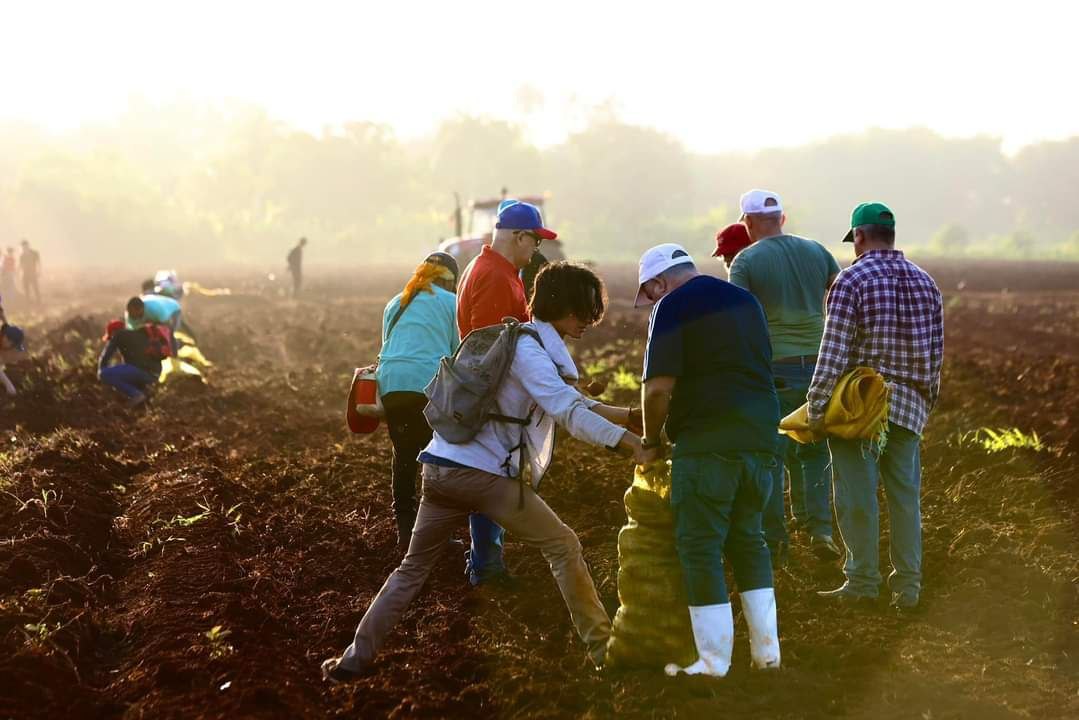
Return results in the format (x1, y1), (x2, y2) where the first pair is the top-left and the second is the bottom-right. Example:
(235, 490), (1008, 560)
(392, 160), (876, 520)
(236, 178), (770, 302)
(728, 189), (841, 567)
(636, 244), (781, 677)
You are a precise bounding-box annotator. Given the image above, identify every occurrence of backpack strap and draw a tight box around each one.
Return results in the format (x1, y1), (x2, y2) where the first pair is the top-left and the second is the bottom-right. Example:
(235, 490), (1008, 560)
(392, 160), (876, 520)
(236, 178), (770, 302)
(385, 301), (409, 340)
(499, 322), (548, 509)
(485, 323), (544, 427)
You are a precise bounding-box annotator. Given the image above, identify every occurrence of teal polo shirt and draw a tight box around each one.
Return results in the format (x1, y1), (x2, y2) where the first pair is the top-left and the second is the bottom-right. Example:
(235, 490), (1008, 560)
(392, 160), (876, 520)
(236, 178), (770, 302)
(728, 234), (840, 359)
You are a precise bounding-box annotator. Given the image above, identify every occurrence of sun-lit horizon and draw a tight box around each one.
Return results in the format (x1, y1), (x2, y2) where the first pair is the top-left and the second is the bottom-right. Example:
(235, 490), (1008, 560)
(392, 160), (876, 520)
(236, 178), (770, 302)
(4, 0), (1078, 154)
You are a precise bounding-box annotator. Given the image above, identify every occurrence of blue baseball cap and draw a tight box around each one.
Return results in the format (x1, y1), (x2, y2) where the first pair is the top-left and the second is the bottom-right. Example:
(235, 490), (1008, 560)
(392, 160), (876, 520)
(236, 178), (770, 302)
(495, 200), (557, 239)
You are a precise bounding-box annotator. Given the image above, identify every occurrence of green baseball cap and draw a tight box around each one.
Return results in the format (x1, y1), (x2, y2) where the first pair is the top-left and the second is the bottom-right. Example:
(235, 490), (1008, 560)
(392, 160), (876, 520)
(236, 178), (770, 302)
(843, 202), (895, 243)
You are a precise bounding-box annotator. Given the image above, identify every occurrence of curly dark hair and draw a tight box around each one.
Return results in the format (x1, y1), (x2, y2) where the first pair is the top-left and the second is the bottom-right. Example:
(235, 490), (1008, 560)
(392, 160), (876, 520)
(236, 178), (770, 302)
(529, 262), (607, 326)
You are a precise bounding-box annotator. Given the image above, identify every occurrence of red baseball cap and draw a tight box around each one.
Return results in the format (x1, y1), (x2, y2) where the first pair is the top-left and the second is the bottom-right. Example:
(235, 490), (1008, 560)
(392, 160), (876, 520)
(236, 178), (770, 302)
(713, 222), (752, 258)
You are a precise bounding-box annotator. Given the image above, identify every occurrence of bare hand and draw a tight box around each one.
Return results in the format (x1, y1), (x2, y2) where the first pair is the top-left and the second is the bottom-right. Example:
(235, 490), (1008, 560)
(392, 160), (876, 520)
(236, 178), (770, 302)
(639, 439), (668, 465)
(639, 446), (659, 465)
(583, 378), (608, 397)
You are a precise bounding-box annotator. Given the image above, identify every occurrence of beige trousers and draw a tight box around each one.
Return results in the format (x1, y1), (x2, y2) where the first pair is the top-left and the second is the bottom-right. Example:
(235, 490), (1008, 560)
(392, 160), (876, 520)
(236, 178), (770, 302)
(338, 462), (612, 670)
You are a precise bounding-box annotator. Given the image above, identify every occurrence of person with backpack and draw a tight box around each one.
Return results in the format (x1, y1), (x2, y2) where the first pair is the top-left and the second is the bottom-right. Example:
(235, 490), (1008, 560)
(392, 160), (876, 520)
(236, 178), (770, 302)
(377, 251), (461, 549)
(99, 312), (171, 408)
(322, 262), (646, 682)
(455, 200), (552, 586)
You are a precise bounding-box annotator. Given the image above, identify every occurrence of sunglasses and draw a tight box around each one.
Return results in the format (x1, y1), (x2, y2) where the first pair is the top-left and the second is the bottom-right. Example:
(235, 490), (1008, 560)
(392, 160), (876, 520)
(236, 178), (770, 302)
(516, 230), (543, 247)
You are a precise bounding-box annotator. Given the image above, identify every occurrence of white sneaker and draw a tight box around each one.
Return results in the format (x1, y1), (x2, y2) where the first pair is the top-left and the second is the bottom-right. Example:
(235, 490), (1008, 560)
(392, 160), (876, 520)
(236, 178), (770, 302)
(741, 587), (781, 669)
(664, 603), (733, 678)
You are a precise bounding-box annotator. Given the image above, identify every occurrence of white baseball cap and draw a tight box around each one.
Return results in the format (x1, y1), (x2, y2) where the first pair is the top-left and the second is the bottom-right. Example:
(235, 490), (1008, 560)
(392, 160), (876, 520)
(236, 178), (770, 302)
(635, 243), (695, 308)
(739, 189), (783, 219)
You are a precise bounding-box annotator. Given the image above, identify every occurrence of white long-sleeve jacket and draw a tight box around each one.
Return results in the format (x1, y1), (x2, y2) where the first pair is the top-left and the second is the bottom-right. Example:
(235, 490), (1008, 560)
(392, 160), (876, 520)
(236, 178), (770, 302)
(423, 320), (625, 484)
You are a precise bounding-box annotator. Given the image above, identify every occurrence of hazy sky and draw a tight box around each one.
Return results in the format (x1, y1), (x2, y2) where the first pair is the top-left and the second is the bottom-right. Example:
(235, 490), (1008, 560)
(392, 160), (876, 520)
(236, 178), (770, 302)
(4, 0), (1076, 153)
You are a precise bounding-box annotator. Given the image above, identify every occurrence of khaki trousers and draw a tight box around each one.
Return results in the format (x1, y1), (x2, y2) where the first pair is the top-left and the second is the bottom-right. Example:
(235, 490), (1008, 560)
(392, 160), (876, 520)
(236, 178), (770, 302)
(338, 463), (612, 670)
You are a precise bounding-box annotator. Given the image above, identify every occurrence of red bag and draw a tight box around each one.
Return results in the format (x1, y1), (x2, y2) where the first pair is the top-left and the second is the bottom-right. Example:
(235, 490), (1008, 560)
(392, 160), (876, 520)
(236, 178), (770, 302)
(346, 366), (383, 434)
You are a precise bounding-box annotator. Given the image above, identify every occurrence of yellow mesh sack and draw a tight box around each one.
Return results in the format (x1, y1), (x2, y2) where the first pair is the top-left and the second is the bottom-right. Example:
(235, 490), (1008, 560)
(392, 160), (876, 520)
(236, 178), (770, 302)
(605, 461), (696, 669)
(779, 366), (890, 445)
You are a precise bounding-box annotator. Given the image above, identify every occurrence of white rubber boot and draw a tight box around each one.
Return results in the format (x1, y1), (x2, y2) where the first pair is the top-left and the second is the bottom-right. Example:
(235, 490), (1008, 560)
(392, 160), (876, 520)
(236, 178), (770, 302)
(741, 587), (781, 669)
(664, 603), (734, 677)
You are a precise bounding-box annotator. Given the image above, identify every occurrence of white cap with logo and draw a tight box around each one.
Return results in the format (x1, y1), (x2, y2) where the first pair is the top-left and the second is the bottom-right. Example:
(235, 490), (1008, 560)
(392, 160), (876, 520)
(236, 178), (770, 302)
(739, 189), (783, 219)
(635, 243), (695, 308)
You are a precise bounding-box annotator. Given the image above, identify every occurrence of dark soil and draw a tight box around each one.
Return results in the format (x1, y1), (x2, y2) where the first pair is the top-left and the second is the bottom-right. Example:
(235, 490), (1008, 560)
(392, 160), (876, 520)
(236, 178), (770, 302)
(1, 261), (1077, 719)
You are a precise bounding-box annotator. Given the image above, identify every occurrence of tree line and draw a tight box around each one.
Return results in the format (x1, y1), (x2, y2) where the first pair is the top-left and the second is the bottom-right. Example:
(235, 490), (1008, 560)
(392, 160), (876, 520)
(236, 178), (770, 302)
(0, 102), (1076, 268)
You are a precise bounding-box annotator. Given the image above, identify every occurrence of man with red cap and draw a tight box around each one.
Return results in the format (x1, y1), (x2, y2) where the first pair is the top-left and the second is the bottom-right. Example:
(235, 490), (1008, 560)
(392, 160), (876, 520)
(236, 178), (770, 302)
(452, 199), (556, 585)
(713, 222), (753, 271)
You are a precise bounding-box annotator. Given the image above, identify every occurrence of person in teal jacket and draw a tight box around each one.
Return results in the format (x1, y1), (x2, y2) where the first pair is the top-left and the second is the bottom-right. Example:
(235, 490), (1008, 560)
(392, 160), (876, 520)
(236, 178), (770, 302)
(378, 251), (460, 548)
(127, 293), (185, 354)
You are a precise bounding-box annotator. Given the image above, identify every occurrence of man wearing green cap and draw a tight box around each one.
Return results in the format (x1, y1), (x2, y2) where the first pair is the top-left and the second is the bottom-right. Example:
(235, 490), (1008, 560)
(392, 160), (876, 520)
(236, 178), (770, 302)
(807, 202), (944, 613)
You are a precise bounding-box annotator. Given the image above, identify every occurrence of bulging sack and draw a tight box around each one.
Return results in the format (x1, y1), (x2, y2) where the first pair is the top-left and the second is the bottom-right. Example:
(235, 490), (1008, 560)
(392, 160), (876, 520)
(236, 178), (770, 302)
(606, 461), (696, 670)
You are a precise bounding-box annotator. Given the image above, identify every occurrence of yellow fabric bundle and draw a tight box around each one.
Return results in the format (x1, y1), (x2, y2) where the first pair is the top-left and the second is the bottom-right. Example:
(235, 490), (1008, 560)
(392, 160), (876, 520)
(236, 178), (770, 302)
(401, 261), (455, 309)
(606, 461), (697, 670)
(177, 343), (213, 368)
(779, 366), (890, 445)
(159, 356), (204, 383)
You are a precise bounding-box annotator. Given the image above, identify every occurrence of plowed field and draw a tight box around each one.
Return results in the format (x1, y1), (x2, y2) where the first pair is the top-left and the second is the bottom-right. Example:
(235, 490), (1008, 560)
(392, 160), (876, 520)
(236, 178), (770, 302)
(1, 261), (1077, 719)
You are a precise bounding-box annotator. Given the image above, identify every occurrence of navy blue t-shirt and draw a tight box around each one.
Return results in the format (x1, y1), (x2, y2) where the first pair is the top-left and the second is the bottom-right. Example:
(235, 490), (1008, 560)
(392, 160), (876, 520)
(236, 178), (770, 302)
(643, 274), (779, 457)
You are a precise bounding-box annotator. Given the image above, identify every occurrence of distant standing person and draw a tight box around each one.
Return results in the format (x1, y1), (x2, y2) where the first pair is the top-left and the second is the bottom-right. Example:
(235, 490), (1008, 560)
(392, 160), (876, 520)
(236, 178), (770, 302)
(1, 248), (17, 302)
(377, 252), (461, 549)
(19, 240), (41, 304)
(809, 202), (943, 614)
(728, 190), (842, 566)
(288, 237), (308, 296)
(455, 199), (553, 586)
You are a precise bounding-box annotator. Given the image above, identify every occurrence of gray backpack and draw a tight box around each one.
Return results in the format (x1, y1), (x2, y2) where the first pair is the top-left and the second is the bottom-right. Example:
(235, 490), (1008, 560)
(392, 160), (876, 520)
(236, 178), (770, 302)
(423, 318), (544, 444)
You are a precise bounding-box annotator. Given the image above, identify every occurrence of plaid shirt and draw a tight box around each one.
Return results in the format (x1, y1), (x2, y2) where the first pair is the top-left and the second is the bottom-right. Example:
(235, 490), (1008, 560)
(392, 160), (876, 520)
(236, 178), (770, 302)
(807, 250), (943, 435)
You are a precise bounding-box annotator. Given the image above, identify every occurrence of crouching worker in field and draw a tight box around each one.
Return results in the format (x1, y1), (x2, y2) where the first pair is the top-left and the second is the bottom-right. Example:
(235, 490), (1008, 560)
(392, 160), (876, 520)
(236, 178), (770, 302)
(99, 307), (170, 407)
(322, 263), (646, 682)
(635, 244), (782, 677)
(129, 290), (184, 355)
(0, 322), (27, 396)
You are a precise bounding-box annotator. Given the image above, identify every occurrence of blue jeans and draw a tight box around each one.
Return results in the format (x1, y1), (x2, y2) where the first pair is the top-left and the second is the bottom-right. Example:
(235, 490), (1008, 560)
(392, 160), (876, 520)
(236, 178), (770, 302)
(763, 358), (834, 545)
(100, 364), (156, 398)
(466, 514), (507, 585)
(671, 451), (776, 605)
(828, 423), (922, 601)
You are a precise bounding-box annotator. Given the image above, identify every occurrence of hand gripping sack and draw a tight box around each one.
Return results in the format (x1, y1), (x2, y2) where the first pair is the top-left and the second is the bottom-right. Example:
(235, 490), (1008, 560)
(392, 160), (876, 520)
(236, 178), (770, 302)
(606, 461), (697, 670)
(423, 318), (542, 444)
